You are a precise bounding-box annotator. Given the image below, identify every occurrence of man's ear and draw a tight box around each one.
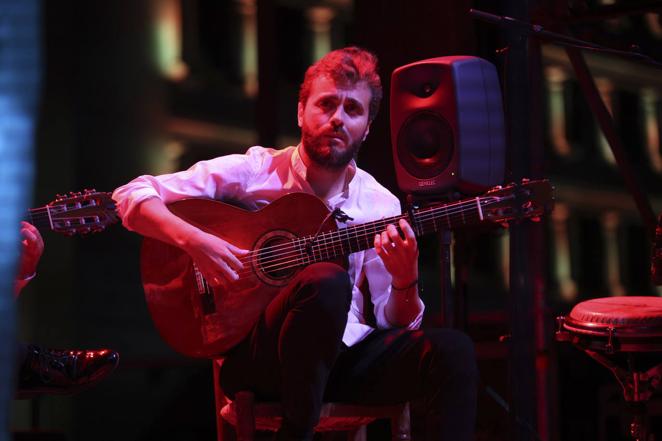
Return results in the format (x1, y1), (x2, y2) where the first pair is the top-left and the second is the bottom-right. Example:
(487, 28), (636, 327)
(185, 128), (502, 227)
(297, 102), (303, 128)
(362, 123), (371, 141)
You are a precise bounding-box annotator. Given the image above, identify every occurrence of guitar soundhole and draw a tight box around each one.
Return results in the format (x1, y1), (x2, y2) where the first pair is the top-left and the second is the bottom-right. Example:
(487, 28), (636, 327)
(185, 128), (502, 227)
(254, 231), (300, 286)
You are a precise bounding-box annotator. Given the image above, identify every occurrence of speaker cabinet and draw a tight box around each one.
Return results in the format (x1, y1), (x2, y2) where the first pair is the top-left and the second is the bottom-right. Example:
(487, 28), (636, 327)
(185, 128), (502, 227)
(390, 56), (505, 195)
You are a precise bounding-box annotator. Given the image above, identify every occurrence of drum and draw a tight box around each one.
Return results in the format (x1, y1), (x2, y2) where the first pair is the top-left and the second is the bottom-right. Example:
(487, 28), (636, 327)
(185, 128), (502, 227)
(557, 296), (662, 353)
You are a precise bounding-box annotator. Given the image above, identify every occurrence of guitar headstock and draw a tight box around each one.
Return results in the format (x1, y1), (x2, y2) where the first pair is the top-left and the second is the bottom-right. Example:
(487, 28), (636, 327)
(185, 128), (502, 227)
(482, 179), (555, 224)
(45, 189), (119, 236)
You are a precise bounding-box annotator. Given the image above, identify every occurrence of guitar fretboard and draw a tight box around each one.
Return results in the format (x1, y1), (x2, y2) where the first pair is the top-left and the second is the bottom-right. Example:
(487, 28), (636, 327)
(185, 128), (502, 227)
(290, 195), (503, 265)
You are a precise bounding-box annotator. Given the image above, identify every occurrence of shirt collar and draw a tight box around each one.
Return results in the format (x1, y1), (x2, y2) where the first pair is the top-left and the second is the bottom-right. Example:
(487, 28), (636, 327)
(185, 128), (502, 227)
(292, 144), (357, 197)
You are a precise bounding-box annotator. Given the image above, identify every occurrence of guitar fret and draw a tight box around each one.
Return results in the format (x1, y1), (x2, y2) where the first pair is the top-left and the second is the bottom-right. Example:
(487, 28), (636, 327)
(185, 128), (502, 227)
(415, 215), (423, 236)
(475, 197), (484, 221)
(325, 231), (333, 259)
(296, 238), (307, 266)
(315, 241), (322, 263)
(317, 233), (325, 260)
(328, 240), (334, 259)
(343, 228), (352, 255)
(46, 205), (55, 230)
(363, 221), (379, 247)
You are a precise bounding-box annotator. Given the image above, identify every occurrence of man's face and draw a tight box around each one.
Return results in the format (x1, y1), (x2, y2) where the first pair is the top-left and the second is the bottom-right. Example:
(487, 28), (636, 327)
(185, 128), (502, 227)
(298, 75), (372, 170)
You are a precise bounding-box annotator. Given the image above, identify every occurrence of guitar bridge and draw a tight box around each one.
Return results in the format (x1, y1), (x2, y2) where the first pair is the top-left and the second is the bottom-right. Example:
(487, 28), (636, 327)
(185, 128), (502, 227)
(192, 263), (216, 315)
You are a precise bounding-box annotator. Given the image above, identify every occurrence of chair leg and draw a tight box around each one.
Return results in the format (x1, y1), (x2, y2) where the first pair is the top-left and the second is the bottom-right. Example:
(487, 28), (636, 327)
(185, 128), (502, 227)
(235, 391), (256, 441)
(220, 419), (237, 441)
(213, 361), (231, 441)
(347, 425), (367, 441)
(390, 403), (411, 441)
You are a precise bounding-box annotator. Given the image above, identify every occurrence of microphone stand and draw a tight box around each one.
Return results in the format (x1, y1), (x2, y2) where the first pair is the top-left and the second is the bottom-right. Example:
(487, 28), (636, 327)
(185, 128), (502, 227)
(470, 8), (660, 236)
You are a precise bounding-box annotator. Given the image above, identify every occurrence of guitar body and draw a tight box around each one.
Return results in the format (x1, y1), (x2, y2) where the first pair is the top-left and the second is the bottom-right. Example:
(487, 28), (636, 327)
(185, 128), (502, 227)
(141, 193), (341, 358)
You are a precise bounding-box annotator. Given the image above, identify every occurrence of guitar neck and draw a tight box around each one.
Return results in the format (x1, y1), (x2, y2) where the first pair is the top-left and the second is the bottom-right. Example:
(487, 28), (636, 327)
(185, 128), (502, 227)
(25, 206), (54, 232)
(303, 195), (497, 262)
(24, 191), (119, 236)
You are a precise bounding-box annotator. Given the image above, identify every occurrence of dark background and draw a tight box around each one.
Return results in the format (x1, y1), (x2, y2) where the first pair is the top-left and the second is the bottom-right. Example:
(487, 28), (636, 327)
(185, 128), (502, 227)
(9, 1), (662, 440)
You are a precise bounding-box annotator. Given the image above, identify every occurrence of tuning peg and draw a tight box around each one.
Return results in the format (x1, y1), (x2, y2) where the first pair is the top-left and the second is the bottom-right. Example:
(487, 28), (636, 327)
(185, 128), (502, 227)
(521, 178), (530, 183)
(530, 217), (541, 222)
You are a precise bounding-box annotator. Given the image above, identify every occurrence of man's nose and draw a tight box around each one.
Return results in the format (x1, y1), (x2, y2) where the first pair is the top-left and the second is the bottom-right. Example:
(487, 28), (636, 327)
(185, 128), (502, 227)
(330, 108), (344, 129)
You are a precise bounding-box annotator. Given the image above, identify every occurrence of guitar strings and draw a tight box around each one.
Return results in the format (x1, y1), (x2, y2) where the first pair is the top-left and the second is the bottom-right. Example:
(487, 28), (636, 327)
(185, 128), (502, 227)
(31, 195), (493, 265)
(207, 198), (478, 276)
(237, 196), (500, 265)
(232, 198), (498, 274)
(29, 193), (519, 283)
(238, 196), (496, 262)
(27, 194), (497, 242)
(27, 203), (113, 228)
(231, 209), (486, 280)
(231, 206), (490, 278)
(33, 195), (502, 283)
(233, 205), (460, 269)
(263, 206), (485, 264)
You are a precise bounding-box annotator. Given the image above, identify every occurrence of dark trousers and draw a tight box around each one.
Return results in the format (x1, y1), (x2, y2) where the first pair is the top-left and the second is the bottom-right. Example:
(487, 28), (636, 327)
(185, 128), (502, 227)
(220, 262), (477, 441)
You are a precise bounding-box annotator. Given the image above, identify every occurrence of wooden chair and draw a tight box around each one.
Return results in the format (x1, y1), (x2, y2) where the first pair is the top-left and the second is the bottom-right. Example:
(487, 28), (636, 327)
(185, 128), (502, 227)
(212, 358), (411, 441)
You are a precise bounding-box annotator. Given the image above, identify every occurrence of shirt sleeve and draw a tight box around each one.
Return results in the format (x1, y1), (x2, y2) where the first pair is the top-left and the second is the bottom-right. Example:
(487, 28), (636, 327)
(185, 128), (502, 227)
(112, 147), (264, 231)
(363, 197), (424, 330)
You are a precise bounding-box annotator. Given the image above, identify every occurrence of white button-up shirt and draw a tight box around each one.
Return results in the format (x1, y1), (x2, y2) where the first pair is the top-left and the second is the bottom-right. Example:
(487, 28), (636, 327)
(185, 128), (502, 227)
(112, 145), (424, 346)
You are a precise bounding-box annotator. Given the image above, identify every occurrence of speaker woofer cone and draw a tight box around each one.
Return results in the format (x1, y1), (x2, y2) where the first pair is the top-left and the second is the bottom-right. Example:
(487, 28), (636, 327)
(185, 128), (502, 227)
(396, 111), (454, 179)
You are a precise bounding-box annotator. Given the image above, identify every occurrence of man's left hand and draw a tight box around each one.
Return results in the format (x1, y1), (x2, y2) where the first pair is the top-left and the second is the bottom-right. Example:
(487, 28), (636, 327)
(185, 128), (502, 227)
(374, 218), (419, 287)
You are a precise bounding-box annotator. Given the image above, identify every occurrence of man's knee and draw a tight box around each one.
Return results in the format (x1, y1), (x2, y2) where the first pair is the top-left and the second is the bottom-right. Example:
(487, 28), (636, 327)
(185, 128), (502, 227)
(293, 262), (352, 313)
(422, 329), (478, 381)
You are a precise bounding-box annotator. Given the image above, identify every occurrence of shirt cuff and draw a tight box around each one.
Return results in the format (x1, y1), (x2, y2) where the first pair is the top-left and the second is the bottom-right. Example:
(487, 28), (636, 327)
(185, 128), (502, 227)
(14, 272), (36, 296)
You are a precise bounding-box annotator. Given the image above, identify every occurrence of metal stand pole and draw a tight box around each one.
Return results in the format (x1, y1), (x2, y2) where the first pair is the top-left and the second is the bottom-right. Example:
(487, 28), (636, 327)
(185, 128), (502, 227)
(438, 229), (454, 328)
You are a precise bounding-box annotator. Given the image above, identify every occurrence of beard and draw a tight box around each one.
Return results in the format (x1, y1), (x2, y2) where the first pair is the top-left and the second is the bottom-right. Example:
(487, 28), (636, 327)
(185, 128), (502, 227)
(301, 126), (364, 171)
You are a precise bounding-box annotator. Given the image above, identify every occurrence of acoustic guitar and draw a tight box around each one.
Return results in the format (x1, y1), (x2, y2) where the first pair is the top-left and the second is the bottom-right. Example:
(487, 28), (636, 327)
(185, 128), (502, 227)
(141, 179), (554, 358)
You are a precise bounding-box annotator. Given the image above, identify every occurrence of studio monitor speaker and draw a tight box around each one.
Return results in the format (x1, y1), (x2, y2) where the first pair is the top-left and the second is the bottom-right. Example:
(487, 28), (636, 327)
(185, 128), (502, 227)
(390, 56), (505, 195)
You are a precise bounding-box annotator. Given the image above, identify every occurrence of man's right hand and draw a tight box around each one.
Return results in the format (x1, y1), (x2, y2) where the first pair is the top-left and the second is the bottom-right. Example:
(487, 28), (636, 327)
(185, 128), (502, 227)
(123, 197), (250, 288)
(183, 230), (249, 287)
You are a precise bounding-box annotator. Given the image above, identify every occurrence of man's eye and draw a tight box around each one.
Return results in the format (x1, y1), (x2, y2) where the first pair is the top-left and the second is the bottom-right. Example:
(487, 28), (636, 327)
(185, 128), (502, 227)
(345, 103), (363, 116)
(318, 99), (334, 110)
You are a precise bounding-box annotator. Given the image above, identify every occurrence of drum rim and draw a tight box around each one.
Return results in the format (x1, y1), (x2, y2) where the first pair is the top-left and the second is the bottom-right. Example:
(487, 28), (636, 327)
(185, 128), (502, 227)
(563, 318), (662, 338)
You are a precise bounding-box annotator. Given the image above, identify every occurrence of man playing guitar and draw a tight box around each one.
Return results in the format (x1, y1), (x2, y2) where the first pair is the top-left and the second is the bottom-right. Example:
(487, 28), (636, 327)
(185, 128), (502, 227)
(113, 47), (477, 441)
